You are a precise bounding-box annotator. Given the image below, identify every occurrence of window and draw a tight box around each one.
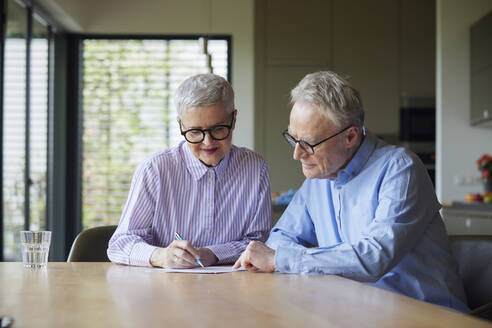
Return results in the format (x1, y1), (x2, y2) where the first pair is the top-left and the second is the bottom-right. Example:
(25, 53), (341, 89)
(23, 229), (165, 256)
(29, 15), (49, 233)
(81, 37), (230, 228)
(2, 0), (27, 260)
(2, 0), (50, 260)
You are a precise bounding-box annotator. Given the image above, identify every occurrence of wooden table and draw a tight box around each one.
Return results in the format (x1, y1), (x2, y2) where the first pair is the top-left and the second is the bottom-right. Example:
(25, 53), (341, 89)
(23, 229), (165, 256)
(0, 262), (490, 327)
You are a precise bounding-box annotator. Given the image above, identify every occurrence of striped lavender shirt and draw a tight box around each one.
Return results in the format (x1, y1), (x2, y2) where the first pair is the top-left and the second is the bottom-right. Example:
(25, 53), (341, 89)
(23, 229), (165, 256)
(107, 141), (272, 267)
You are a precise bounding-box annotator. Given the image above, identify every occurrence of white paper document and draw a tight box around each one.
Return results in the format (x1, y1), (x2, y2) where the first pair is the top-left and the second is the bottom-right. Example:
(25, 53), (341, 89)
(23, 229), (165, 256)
(146, 265), (244, 274)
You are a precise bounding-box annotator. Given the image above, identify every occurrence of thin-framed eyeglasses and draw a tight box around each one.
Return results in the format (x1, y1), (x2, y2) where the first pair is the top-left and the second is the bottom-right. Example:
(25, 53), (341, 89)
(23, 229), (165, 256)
(282, 125), (352, 155)
(180, 112), (234, 144)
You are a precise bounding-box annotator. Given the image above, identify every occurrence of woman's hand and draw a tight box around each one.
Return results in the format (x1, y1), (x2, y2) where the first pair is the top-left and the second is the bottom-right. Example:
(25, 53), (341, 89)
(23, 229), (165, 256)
(150, 240), (200, 269)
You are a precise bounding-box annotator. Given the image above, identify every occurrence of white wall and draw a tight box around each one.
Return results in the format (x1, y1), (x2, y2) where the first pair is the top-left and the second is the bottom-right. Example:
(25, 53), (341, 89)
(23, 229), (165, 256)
(49, 0), (255, 149)
(436, 0), (492, 202)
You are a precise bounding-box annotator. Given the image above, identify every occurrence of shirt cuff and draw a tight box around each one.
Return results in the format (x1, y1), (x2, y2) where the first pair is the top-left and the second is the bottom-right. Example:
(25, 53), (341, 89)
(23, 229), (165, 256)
(274, 245), (304, 273)
(206, 244), (240, 264)
(129, 242), (158, 267)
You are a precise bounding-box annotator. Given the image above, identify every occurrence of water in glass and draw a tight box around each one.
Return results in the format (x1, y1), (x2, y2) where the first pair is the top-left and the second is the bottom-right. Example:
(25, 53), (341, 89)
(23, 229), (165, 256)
(21, 242), (50, 268)
(19, 231), (51, 268)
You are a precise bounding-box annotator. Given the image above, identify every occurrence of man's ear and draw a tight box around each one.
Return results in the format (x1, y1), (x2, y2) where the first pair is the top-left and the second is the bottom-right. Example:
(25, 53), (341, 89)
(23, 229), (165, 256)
(346, 126), (360, 148)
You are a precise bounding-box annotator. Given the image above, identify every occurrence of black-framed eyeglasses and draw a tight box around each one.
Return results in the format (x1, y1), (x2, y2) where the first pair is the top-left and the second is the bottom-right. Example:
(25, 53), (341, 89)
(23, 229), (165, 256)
(180, 112), (234, 144)
(282, 125), (351, 155)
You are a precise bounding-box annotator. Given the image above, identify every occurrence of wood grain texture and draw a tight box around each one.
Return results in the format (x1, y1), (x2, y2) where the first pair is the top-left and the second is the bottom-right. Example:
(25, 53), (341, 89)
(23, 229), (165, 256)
(0, 262), (490, 327)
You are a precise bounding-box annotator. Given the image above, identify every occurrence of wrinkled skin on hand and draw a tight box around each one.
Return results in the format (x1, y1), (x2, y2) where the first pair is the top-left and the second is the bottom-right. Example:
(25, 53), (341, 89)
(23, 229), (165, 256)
(233, 241), (276, 272)
(150, 240), (217, 269)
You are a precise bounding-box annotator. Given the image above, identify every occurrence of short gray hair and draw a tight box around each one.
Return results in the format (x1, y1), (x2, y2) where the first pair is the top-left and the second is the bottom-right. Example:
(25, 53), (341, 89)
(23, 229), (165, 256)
(290, 71), (364, 128)
(174, 73), (235, 118)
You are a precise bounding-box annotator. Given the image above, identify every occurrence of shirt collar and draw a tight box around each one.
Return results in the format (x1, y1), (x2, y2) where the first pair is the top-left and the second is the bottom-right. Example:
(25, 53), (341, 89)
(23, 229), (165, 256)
(212, 146), (232, 181)
(181, 141), (232, 182)
(334, 131), (377, 186)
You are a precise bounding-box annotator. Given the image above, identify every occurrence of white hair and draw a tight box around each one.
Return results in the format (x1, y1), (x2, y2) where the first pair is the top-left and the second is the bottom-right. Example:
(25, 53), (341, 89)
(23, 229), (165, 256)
(290, 71), (364, 128)
(174, 73), (234, 118)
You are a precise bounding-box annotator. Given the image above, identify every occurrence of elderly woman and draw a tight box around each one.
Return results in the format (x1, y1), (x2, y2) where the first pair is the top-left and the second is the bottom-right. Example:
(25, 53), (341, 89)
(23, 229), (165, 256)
(108, 73), (271, 268)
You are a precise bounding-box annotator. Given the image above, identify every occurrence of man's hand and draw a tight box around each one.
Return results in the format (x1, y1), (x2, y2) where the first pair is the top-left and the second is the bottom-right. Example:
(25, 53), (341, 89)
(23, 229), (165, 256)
(233, 241), (276, 272)
(150, 240), (200, 269)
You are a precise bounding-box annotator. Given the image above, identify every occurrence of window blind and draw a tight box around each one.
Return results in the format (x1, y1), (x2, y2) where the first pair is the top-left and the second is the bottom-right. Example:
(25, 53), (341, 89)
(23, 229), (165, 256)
(29, 34), (49, 232)
(3, 37), (26, 260)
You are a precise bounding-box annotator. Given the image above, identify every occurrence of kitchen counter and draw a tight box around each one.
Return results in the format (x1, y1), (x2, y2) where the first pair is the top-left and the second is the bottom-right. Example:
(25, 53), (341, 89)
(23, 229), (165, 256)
(441, 201), (492, 235)
(442, 201), (492, 218)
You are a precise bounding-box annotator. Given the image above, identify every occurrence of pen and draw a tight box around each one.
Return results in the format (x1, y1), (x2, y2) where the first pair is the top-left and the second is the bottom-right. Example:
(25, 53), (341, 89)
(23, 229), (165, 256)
(174, 232), (205, 267)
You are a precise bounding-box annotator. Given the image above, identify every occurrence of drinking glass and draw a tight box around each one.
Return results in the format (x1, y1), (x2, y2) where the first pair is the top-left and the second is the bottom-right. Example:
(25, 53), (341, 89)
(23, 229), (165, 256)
(19, 231), (51, 268)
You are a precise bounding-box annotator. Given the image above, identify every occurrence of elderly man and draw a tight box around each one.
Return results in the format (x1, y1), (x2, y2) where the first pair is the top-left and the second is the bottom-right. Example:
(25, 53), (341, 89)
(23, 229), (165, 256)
(108, 73), (271, 268)
(234, 71), (468, 312)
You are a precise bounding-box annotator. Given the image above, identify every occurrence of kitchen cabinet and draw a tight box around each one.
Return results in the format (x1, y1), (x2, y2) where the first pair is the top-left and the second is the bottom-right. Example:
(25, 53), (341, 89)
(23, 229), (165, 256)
(442, 203), (492, 235)
(470, 11), (492, 126)
(265, 0), (331, 66)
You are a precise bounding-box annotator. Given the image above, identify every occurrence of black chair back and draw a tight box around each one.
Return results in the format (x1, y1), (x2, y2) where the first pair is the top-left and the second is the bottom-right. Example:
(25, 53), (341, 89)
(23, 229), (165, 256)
(67, 225), (117, 262)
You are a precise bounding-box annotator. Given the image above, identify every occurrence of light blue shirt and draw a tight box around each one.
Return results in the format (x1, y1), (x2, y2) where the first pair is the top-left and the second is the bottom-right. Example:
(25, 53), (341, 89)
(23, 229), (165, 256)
(267, 133), (469, 313)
